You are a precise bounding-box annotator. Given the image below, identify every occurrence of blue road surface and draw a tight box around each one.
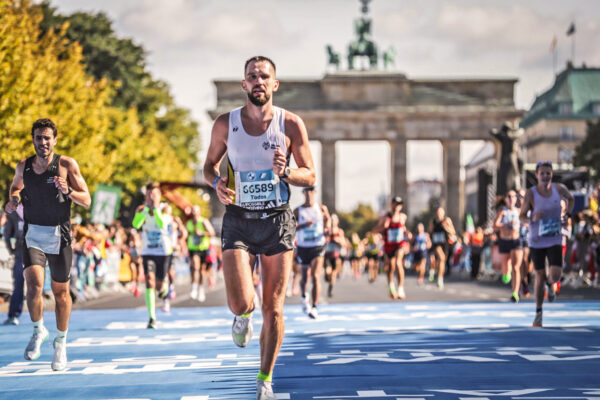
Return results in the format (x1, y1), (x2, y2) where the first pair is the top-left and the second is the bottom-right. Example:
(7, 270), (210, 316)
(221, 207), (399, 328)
(1, 302), (599, 399)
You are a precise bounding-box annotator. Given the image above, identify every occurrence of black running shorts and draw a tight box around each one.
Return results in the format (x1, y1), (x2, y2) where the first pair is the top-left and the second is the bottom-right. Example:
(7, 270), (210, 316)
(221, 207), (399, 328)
(498, 238), (523, 254)
(530, 245), (563, 271)
(24, 245), (72, 283)
(143, 255), (169, 281)
(221, 207), (295, 256)
(297, 245), (326, 265)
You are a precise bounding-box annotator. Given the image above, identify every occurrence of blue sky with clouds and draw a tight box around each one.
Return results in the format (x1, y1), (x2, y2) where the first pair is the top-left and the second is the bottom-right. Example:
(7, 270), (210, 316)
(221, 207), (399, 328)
(48, 0), (600, 211)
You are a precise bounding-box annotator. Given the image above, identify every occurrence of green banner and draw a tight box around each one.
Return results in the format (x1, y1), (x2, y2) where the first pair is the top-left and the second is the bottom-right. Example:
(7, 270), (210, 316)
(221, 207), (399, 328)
(91, 184), (122, 225)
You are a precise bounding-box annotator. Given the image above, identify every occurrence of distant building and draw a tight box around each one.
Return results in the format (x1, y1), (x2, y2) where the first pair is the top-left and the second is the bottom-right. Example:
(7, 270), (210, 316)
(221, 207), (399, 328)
(407, 179), (442, 222)
(464, 142), (496, 227)
(521, 63), (600, 167)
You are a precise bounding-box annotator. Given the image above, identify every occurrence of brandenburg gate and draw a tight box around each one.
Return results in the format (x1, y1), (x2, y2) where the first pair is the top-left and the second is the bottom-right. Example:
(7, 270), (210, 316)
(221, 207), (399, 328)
(209, 72), (522, 225)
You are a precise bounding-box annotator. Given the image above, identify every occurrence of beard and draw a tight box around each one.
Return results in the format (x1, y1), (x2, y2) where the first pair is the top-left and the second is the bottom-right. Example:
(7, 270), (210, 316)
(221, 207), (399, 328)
(247, 90), (270, 106)
(34, 144), (51, 159)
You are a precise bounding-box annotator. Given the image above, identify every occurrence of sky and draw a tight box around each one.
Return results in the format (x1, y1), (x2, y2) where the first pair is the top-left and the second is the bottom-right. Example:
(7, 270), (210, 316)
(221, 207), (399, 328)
(48, 0), (600, 211)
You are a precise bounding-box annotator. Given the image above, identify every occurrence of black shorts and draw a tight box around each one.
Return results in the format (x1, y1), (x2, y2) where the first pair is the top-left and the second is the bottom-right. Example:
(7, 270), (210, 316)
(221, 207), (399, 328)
(297, 245), (326, 265)
(413, 250), (428, 262)
(530, 245), (563, 271)
(143, 255), (169, 281)
(23, 245), (72, 283)
(221, 206), (295, 256)
(498, 238), (523, 254)
(189, 250), (208, 264)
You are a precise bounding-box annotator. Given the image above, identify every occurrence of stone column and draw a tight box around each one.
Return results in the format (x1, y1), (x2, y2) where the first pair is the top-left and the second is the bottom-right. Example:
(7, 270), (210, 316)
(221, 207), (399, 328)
(442, 140), (463, 228)
(389, 139), (408, 203)
(320, 140), (336, 211)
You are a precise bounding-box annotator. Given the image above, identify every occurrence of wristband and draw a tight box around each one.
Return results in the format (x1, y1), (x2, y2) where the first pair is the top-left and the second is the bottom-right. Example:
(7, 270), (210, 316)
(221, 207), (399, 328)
(212, 176), (220, 190)
(66, 187), (73, 196)
(10, 198), (18, 205)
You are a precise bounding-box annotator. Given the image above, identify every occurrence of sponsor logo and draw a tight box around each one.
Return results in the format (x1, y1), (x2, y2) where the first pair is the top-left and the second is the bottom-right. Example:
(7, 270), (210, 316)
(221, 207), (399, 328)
(262, 141), (270, 150)
(246, 172), (256, 181)
(233, 126), (239, 132)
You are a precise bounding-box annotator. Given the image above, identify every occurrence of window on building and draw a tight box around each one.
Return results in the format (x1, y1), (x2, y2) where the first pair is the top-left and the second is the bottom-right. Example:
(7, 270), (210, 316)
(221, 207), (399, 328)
(559, 126), (574, 141)
(558, 147), (574, 164)
(558, 103), (572, 115)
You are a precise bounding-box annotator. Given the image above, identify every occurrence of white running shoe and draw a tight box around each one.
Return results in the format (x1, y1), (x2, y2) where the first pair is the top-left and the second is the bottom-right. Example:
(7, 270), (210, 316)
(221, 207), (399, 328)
(198, 286), (206, 302)
(397, 286), (406, 299)
(51, 339), (67, 371)
(532, 310), (543, 327)
(437, 277), (444, 290)
(161, 299), (171, 313)
(256, 378), (277, 400)
(308, 306), (318, 319)
(232, 314), (253, 347)
(302, 295), (311, 314)
(24, 327), (49, 360)
(190, 284), (199, 300)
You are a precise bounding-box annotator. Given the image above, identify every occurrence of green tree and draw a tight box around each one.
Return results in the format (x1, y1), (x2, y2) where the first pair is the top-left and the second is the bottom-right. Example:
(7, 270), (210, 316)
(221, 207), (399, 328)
(337, 203), (379, 238)
(574, 120), (600, 175)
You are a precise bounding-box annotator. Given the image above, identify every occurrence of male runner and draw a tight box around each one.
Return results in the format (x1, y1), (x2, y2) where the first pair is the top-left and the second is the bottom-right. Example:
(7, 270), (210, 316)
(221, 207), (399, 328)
(132, 183), (173, 328)
(186, 204), (215, 302)
(324, 213), (345, 298)
(203, 56), (315, 400)
(373, 196), (410, 299)
(294, 186), (330, 319)
(520, 161), (573, 327)
(4, 118), (91, 371)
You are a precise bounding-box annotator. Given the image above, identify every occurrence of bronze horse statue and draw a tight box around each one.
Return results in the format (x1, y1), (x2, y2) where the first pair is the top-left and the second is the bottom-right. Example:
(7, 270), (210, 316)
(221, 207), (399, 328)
(348, 18), (378, 69)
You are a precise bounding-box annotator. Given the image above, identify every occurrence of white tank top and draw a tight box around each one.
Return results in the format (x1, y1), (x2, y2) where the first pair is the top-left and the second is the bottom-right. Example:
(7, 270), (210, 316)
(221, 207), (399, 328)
(296, 204), (325, 247)
(227, 106), (290, 210)
(141, 213), (173, 256)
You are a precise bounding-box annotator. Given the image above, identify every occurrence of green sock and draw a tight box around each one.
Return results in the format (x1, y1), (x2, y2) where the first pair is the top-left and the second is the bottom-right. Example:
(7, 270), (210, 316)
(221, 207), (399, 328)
(145, 288), (156, 320)
(257, 370), (272, 382)
(240, 311), (252, 319)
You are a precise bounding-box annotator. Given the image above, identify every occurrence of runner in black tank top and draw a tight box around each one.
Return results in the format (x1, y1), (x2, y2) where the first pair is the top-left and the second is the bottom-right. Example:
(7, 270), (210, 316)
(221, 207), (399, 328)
(428, 207), (456, 289)
(4, 118), (91, 372)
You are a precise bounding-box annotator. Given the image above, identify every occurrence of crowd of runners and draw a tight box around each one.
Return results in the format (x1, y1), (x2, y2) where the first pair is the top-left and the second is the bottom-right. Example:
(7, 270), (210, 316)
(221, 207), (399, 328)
(2, 56), (600, 399)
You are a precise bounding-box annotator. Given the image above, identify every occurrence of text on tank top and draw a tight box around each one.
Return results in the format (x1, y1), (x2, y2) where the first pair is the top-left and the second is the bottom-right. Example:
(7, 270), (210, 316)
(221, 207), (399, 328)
(431, 219), (447, 244)
(528, 183), (562, 248)
(141, 212), (173, 256)
(384, 214), (406, 245)
(296, 204), (325, 247)
(226, 107), (290, 211)
(22, 154), (72, 244)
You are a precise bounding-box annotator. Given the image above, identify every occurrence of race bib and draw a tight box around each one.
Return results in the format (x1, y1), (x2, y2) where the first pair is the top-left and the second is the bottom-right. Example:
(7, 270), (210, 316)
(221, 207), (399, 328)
(25, 224), (61, 255)
(432, 232), (445, 244)
(539, 218), (560, 237)
(418, 240), (428, 251)
(302, 225), (323, 243)
(146, 230), (164, 250)
(235, 169), (281, 210)
(387, 228), (404, 243)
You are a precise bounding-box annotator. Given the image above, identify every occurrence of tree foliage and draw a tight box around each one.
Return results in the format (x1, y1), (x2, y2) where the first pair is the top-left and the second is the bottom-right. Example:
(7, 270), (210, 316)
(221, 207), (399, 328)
(0, 0), (194, 217)
(574, 120), (600, 176)
(337, 203), (379, 238)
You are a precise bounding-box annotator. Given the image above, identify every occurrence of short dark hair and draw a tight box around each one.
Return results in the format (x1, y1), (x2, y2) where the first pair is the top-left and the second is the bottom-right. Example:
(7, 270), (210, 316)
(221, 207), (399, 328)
(31, 118), (57, 138)
(146, 182), (161, 192)
(535, 161), (553, 172)
(244, 56), (276, 76)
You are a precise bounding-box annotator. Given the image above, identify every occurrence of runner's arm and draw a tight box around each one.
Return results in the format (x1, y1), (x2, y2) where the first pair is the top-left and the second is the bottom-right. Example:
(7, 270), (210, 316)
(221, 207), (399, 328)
(519, 189), (533, 223)
(203, 113), (235, 205)
(57, 157), (91, 208)
(492, 210), (504, 230)
(203, 218), (216, 237)
(132, 205), (148, 229)
(4, 160), (25, 214)
(557, 183), (575, 215)
(280, 112), (315, 187)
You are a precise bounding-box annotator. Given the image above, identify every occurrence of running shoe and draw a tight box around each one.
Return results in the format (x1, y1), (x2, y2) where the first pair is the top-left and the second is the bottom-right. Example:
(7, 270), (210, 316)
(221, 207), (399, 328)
(302, 296), (311, 314)
(256, 378), (277, 400)
(24, 327), (49, 360)
(147, 318), (157, 329)
(51, 339), (67, 371)
(133, 286), (140, 298)
(555, 281), (561, 295)
(190, 285), (199, 300)
(3, 317), (19, 325)
(437, 277), (444, 290)
(510, 293), (519, 303)
(532, 310), (543, 327)
(397, 286), (406, 300)
(161, 299), (171, 313)
(308, 306), (318, 319)
(428, 270), (435, 282)
(546, 282), (556, 303)
(159, 281), (169, 299)
(502, 272), (511, 284)
(417, 277), (424, 286)
(198, 286), (206, 302)
(232, 314), (253, 347)
(327, 284), (333, 298)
